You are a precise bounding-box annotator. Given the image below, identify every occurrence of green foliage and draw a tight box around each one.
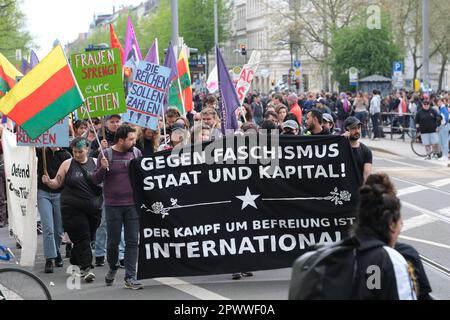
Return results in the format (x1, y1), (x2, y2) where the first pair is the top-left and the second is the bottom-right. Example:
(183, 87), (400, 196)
(329, 11), (402, 91)
(0, 0), (33, 62)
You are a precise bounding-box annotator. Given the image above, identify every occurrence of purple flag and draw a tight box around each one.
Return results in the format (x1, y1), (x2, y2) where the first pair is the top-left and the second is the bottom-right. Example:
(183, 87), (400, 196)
(124, 16), (142, 63)
(20, 58), (30, 74)
(216, 45), (239, 134)
(163, 42), (178, 81)
(145, 39), (159, 65)
(29, 50), (39, 69)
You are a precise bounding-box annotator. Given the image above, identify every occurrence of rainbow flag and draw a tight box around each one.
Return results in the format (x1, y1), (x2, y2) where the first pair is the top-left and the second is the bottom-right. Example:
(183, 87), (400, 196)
(168, 47), (193, 113)
(0, 53), (23, 97)
(0, 45), (83, 139)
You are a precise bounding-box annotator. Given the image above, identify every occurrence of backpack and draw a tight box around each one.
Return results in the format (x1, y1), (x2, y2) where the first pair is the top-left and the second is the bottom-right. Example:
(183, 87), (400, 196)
(288, 236), (382, 300)
(104, 147), (140, 168)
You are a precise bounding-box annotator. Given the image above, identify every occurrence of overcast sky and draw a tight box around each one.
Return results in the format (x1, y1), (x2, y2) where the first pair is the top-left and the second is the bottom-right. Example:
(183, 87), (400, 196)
(22, 0), (143, 58)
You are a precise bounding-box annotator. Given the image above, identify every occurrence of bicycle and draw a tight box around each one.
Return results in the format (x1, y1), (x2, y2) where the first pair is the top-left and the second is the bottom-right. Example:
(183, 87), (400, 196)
(0, 245), (52, 300)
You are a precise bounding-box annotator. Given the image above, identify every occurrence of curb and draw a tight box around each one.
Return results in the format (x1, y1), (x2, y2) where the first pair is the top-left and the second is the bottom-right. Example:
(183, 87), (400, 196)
(367, 145), (401, 157)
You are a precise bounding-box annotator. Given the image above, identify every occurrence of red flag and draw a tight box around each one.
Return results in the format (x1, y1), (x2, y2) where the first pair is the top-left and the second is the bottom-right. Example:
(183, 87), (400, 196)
(109, 24), (124, 64)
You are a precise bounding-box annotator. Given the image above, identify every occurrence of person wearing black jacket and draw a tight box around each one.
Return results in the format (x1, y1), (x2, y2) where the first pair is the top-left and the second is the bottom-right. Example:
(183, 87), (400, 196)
(352, 174), (417, 300)
(415, 100), (441, 159)
(36, 147), (71, 273)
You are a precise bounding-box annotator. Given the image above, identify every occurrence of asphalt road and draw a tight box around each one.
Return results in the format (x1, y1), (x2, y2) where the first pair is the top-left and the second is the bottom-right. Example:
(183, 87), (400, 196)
(1, 147), (449, 300)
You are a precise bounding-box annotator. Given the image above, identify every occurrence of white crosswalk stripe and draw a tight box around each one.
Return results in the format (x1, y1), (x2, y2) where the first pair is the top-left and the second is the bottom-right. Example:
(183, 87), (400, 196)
(438, 206), (450, 218)
(397, 185), (428, 197)
(428, 178), (450, 188)
(402, 214), (437, 232)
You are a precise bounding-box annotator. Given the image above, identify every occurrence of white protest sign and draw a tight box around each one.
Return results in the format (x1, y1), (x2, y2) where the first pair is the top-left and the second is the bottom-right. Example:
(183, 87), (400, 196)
(206, 65), (218, 93)
(2, 129), (38, 266)
(236, 51), (261, 106)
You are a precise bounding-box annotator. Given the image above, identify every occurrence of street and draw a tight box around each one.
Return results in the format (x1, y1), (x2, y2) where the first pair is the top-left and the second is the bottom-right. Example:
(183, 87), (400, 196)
(1, 137), (449, 300)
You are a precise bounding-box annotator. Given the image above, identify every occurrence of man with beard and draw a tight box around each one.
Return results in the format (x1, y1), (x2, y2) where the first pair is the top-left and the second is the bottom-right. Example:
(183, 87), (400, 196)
(93, 125), (143, 290)
(304, 109), (330, 135)
(342, 116), (372, 184)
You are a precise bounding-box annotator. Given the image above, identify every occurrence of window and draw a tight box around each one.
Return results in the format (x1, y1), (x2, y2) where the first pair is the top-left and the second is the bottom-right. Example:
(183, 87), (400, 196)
(236, 5), (246, 30)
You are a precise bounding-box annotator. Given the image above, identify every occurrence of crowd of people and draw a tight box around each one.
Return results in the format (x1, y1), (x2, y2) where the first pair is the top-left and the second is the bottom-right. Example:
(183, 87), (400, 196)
(0, 85), (440, 298)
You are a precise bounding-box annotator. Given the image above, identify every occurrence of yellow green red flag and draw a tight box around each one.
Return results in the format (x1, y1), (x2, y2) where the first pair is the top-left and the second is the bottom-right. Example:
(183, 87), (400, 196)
(0, 52), (23, 97)
(0, 45), (83, 139)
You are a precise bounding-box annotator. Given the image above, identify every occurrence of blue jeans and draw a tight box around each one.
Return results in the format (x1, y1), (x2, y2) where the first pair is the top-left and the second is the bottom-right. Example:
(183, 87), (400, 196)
(105, 205), (139, 280)
(439, 123), (450, 157)
(95, 205), (125, 260)
(37, 190), (63, 259)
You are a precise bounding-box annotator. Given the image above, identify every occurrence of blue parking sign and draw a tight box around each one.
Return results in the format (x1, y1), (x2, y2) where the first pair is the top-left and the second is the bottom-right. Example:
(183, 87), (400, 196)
(393, 61), (403, 72)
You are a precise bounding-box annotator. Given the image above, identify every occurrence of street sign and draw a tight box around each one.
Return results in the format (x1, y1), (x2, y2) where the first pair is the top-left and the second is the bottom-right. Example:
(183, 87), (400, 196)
(349, 67), (358, 85)
(293, 60), (301, 68)
(393, 61), (403, 72)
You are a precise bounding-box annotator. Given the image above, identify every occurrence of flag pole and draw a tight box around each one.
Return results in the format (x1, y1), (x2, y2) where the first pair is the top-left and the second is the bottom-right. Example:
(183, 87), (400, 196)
(84, 108), (109, 171)
(155, 38), (160, 65)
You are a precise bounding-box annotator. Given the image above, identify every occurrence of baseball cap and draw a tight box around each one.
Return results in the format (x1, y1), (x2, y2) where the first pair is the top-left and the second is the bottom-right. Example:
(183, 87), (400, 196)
(283, 120), (299, 130)
(322, 113), (334, 123)
(343, 116), (361, 129)
(171, 122), (185, 132)
(105, 114), (121, 121)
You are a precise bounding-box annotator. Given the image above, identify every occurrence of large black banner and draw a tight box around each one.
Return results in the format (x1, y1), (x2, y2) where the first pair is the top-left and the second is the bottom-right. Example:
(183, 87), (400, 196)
(130, 134), (362, 280)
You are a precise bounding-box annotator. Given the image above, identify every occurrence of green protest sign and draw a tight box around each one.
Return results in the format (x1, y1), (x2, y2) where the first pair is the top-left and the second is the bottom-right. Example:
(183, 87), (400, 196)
(71, 48), (126, 118)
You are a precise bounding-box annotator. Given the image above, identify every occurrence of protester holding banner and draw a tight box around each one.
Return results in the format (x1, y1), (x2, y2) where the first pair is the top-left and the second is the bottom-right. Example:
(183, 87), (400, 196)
(92, 125), (143, 290)
(201, 108), (222, 139)
(136, 127), (160, 157)
(42, 137), (103, 282)
(36, 147), (71, 273)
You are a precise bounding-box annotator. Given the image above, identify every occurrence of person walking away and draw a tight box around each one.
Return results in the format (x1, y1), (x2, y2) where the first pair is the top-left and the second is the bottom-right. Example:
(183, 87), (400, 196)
(37, 147), (71, 273)
(42, 138), (102, 282)
(92, 125), (143, 290)
(287, 93), (302, 126)
(369, 90), (382, 140)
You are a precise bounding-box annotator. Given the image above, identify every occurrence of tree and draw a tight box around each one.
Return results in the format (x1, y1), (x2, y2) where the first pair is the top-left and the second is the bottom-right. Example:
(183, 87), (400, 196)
(0, 0), (33, 62)
(329, 12), (402, 92)
(268, 0), (364, 91)
(141, 0), (230, 65)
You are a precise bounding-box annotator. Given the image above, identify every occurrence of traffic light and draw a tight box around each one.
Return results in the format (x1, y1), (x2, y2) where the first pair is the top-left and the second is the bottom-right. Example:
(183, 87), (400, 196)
(240, 44), (247, 56)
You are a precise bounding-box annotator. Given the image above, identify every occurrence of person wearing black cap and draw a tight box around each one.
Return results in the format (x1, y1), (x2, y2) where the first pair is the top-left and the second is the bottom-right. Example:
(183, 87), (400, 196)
(343, 116), (372, 184)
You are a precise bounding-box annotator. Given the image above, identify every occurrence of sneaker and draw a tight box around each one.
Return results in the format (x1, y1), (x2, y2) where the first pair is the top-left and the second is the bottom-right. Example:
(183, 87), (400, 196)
(37, 222), (43, 235)
(55, 252), (63, 268)
(241, 272), (253, 277)
(424, 155), (432, 160)
(81, 268), (95, 283)
(105, 268), (118, 286)
(124, 278), (143, 290)
(44, 259), (54, 273)
(95, 256), (105, 267)
(118, 259), (125, 269)
(232, 273), (242, 280)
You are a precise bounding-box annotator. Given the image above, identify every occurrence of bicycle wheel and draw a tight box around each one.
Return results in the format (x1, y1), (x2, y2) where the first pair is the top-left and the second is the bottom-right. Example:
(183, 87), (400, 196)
(0, 268), (52, 300)
(410, 132), (427, 157)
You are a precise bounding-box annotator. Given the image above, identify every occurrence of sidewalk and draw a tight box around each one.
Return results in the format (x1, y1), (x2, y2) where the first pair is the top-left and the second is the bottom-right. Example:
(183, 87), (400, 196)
(362, 136), (450, 168)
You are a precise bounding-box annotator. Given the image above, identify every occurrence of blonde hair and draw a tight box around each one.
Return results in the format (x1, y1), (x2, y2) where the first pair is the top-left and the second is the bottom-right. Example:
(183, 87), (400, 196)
(201, 107), (221, 129)
(137, 126), (160, 152)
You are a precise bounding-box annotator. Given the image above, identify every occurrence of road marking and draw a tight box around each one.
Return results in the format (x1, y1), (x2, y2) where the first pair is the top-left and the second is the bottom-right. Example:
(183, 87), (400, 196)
(428, 178), (450, 188)
(399, 235), (450, 250)
(397, 185), (428, 197)
(375, 157), (423, 169)
(401, 201), (450, 224)
(402, 214), (437, 232)
(154, 277), (230, 300)
(438, 206), (450, 218)
(0, 283), (23, 300)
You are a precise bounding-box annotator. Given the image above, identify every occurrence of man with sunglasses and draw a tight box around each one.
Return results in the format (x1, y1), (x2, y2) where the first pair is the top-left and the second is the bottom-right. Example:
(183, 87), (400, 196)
(415, 99), (441, 160)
